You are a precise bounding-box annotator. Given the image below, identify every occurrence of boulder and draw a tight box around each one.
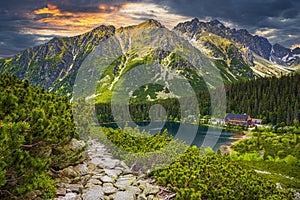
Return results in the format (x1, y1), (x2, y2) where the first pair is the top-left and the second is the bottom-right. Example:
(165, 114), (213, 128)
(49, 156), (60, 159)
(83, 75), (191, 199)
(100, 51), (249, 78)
(71, 138), (85, 150)
(74, 164), (88, 176)
(62, 166), (78, 178)
(57, 188), (66, 196)
(144, 183), (160, 196)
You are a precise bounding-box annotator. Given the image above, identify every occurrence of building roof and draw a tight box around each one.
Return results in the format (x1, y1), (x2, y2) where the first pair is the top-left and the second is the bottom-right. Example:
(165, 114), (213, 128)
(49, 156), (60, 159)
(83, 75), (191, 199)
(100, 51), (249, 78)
(225, 113), (250, 121)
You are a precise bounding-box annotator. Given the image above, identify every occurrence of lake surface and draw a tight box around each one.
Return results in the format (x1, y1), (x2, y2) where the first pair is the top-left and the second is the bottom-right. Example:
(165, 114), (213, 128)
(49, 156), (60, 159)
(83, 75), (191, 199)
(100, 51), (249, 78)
(100, 121), (237, 151)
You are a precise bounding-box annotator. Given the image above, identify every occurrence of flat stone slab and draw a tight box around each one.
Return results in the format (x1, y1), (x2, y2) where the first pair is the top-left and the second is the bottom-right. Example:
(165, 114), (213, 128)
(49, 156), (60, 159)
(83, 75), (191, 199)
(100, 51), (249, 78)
(104, 169), (122, 178)
(91, 174), (103, 180)
(57, 188), (66, 196)
(67, 184), (83, 193)
(115, 176), (136, 190)
(144, 183), (160, 196)
(100, 175), (114, 183)
(64, 192), (78, 200)
(57, 139), (165, 200)
(82, 186), (104, 200)
(89, 157), (119, 169)
(102, 185), (118, 195)
(88, 178), (102, 185)
(126, 186), (142, 195)
(114, 191), (136, 200)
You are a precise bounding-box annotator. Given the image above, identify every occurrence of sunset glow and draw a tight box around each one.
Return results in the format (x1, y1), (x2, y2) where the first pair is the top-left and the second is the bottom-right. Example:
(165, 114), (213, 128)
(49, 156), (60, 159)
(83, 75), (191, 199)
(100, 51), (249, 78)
(1, 0), (299, 58)
(27, 2), (191, 38)
(291, 44), (300, 50)
(33, 4), (73, 17)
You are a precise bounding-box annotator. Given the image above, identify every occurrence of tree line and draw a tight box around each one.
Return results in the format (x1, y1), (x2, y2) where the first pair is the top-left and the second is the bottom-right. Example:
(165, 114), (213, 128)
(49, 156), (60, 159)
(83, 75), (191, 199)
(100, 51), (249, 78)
(96, 73), (300, 126)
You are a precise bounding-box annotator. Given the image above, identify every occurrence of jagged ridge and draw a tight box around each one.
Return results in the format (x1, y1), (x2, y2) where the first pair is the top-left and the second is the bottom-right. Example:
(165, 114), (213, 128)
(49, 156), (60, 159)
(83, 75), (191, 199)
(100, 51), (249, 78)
(174, 18), (300, 67)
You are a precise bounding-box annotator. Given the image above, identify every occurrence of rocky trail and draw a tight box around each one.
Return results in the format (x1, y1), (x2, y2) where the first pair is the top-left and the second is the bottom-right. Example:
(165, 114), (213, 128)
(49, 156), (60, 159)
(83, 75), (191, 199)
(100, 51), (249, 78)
(54, 139), (169, 200)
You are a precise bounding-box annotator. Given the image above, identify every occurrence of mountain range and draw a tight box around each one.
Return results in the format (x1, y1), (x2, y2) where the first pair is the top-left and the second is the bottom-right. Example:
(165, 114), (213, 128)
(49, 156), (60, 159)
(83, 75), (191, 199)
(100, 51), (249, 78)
(0, 18), (299, 99)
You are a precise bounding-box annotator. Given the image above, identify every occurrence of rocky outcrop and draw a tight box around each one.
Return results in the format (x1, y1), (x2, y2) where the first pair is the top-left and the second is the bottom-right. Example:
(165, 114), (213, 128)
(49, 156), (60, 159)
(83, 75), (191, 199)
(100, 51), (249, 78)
(174, 18), (300, 66)
(174, 18), (271, 60)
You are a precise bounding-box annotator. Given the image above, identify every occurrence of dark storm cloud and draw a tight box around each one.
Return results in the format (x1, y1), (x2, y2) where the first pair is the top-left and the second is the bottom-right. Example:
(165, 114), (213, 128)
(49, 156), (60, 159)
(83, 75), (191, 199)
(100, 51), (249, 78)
(0, 0), (137, 58)
(0, 0), (140, 31)
(160, 0), (299, 25)
(0, 31), (52, 58)
(281, 9), (298, 19)
(0, 0), (137, 13)
(0, 0), (299, 58)
(55, 0), (131, 12)
(158, 0), (300, 46)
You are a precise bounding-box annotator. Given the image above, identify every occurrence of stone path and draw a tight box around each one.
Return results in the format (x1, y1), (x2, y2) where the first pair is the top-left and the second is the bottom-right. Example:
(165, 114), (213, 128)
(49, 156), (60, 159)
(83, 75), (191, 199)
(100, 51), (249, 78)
(54, 139), (165, 200)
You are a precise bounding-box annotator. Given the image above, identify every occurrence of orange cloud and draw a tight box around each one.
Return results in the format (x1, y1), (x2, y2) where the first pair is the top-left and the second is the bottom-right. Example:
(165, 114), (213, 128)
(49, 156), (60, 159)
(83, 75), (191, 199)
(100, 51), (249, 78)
(34, 4), (73, 17)
(98, 4), (124, 12)
(98, 4), (106, 11)
(28, 2), (190, 38)
(47, 4), (58, 10)
(32, 3), (109, 34)
(291, 44), (300, 50)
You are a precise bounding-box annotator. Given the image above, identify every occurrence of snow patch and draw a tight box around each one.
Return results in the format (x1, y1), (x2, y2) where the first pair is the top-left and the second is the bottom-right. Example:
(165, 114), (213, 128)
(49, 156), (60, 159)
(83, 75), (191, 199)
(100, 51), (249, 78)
(254, 169), (271, 175)
(68, 64), (73, 71)
(282, 54), (289, 62)
(85, 93), (100, 100)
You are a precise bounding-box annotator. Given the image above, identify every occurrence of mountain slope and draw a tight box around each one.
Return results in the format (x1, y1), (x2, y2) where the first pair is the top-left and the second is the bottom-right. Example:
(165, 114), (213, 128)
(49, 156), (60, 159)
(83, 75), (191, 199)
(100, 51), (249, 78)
(0, 25), (115, 96)
(0, 19), (298, 97)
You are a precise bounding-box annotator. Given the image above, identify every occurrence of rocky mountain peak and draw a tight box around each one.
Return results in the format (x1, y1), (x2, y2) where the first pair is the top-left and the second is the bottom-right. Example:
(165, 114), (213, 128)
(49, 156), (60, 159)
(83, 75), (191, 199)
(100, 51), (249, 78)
(208, 19), (224, 27)
(173, 18), (300, 66)
(137, 19), (164, 28)
(91, 25), (116, 35)
(118, 19), (164, 33)
(191, 17), (199, 22)
(292, 47), (300, 54)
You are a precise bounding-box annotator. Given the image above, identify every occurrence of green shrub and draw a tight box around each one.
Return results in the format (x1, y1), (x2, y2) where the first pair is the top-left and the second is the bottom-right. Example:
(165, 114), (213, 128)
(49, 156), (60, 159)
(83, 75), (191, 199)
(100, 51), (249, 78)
(284, 155), (299, 166)
(232, 131), (300, 164)
(90, 126), (188, 171)
(152, 147), (293, 199)
(92, 125), (293, 199)
(0, 74), (81, 198)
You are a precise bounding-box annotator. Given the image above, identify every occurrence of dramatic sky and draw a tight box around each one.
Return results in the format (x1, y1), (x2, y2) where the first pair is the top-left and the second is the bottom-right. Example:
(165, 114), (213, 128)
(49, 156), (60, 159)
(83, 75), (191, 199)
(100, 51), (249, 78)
(0, 0), (299, 58)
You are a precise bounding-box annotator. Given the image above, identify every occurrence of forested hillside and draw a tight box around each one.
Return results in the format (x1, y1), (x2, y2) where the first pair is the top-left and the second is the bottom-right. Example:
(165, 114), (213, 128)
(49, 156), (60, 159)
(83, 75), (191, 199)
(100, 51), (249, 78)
(0, 74), (82, 198)
(227, 73), (300, 125)
(96, 73), (300, 125)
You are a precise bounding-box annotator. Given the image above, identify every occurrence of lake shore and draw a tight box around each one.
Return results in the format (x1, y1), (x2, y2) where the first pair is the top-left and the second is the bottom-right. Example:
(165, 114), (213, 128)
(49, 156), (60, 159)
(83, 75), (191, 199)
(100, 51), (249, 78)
(98, 121), (246, 152)
(219, 130), (252, 154)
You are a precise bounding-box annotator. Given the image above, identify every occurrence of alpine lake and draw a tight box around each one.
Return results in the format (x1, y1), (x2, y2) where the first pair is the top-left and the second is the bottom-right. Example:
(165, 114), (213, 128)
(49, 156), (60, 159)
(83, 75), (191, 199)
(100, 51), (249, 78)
(100, 121), (237, 152)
